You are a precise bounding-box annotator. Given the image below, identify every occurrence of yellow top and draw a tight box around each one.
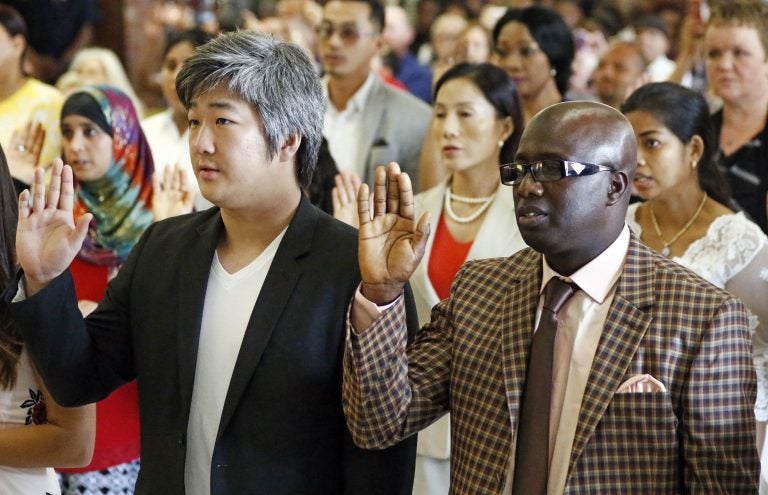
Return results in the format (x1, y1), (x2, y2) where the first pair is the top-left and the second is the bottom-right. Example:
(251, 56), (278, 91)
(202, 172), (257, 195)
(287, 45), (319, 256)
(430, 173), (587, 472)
(0, 78), (63, 168)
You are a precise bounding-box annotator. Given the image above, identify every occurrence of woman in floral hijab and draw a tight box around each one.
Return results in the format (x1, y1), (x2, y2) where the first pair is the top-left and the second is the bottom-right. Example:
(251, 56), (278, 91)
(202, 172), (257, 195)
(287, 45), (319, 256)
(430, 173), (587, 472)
(57, 84), (152, 495)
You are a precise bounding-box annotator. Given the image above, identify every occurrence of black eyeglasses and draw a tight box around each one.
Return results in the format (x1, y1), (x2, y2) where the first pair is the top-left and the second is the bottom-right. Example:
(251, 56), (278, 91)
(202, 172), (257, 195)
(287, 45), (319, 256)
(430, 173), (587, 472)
(315, 22), (373, 45)
(499, 159), (616, 186)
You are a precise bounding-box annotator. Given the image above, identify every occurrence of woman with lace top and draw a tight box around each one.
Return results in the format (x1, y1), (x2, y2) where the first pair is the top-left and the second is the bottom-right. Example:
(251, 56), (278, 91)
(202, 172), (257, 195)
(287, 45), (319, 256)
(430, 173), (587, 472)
(621, 82), (768, 481)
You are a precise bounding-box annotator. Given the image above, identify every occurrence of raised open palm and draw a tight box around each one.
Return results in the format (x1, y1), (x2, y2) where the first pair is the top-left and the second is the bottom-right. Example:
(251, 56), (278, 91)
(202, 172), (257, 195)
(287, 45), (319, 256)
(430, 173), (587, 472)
(16, 160), (92, 295)
(357, 163), (430, 304)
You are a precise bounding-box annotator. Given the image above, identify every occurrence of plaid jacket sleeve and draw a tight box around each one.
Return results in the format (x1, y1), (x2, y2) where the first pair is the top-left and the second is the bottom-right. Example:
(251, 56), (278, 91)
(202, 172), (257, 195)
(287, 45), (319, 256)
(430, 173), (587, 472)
(343, 277), (461, 450)
(681, 295), (760, 491)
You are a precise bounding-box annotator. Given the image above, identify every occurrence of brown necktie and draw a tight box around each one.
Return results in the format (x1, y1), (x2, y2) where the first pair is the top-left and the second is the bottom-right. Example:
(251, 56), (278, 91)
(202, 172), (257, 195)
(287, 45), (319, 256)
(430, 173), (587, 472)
(512, 277), (576, 495)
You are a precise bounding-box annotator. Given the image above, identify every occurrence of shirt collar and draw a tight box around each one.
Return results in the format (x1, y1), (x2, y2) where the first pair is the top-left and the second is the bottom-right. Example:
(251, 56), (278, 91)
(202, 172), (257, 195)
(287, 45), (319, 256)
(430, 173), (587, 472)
(322, 72), (376, 113)
(541, 224), (630, 304)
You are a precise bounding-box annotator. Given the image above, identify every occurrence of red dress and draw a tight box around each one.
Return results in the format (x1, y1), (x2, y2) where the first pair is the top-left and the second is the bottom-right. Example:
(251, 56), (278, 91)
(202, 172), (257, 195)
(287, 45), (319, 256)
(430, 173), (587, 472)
(58, 257), (141, 472)
(427, 214), (474, 300)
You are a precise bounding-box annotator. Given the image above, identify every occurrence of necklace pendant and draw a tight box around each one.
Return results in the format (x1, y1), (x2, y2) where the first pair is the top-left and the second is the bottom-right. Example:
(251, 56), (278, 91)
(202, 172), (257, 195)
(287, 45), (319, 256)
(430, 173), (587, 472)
(661, 246), (670, 257)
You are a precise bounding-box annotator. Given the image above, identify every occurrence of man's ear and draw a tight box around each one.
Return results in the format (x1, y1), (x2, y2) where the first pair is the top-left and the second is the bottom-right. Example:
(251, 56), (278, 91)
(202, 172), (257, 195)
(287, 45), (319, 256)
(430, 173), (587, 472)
(278, 133), (302, 162)
(606, 171), (629, 205)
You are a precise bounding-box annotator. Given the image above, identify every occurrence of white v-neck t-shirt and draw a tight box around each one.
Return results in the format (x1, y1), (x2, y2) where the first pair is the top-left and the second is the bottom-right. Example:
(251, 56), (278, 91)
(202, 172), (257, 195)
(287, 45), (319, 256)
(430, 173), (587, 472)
(185, 229), (286, 495)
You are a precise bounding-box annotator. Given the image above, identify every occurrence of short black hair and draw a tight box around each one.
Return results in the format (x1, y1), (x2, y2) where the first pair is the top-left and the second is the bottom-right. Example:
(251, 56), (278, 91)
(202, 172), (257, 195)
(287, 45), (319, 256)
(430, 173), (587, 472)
(337, 0), (385, 31)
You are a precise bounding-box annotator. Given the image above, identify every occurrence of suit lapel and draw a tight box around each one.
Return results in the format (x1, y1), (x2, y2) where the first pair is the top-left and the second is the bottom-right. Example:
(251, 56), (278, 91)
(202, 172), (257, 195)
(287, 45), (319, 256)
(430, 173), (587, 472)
(216, 197), (316, 439)
(357, 77), (386, 184)
(177, 210), (224, 423)
(567, 234), (655, 476)
(501, 250), (542, 437)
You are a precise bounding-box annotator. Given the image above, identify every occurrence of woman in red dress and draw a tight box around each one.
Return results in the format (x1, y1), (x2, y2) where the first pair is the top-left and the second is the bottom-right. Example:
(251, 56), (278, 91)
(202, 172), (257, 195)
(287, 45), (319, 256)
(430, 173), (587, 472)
(57, 85), (153, 495)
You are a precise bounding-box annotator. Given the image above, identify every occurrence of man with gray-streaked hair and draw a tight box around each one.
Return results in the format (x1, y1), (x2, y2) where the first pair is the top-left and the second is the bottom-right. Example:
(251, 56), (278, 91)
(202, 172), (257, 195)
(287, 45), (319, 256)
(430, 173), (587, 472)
(5, 30), (417, 495)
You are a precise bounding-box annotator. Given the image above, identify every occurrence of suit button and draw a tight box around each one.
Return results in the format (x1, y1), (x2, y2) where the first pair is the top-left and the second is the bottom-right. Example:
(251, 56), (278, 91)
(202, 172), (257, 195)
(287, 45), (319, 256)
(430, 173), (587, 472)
(178, 436), (185, 447)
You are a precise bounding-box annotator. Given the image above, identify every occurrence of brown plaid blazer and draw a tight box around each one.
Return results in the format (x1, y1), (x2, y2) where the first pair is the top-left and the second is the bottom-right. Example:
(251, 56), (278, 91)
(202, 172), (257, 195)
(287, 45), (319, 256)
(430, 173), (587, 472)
(344, 233), (760, 494)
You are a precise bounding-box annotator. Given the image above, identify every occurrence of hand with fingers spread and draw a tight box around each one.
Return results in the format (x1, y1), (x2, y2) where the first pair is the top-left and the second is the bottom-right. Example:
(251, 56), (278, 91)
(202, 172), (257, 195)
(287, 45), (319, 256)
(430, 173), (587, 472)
(6, 121), (46, 185)
(16, 159), (92, 296)
(332, 171), (365, 228)
(357, 162), (431, 305)
(152, 163), (194, 221)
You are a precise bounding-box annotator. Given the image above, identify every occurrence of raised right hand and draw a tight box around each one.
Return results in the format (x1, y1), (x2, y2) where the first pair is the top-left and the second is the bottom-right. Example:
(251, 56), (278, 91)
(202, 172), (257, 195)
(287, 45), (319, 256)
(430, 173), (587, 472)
(357, 163), (430, 305)
(332, 170), (364, 228)
(7, 120), (45, 185)
(16, 160), (92, 296)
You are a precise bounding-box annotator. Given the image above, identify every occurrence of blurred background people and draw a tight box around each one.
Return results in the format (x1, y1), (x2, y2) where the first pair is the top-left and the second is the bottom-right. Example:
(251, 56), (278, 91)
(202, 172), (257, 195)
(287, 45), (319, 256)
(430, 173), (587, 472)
(0, 144), (95, 495)
(491, 5), (574, 124)
(4, 0), (100, 83)
(705, 1), (768, 233)
(66, 47), (146, 118)
(454, 22), (492, 65)
(621, 80), (768, 492)
(142, 28), (213, 212)
(633, 14), (676, 82)
(419, 11), (466, 85)
(668, 0), (711, 94)
(0, 4), (62, 191)
(382, 5), (432, 103)
(317, 0), (430, 189)
(592, 40), (646, 109)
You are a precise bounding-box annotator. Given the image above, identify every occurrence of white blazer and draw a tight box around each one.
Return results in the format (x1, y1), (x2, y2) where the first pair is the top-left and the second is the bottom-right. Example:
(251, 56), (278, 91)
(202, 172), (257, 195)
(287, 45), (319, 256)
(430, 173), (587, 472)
(411, 177), (528, 459)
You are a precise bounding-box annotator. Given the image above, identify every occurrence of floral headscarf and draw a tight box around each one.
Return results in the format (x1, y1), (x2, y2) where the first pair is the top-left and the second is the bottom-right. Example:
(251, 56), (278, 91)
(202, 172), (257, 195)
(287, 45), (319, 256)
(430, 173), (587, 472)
(66, 85), (154, 266)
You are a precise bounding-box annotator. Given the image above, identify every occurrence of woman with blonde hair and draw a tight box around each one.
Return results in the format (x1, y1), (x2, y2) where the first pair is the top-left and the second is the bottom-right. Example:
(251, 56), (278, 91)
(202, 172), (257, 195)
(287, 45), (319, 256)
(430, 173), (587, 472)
(705, 1), (768, 233)
(66, 47), (145, 117)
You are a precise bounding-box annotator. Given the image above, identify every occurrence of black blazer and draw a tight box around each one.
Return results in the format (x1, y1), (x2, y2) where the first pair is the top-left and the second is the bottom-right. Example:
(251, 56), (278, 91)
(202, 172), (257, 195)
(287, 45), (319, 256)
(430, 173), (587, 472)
(7, 196), (417, 494)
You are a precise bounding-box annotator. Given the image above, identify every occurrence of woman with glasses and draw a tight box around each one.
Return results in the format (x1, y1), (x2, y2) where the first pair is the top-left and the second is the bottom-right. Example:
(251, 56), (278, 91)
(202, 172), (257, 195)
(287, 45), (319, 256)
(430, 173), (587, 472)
(491, 6), (574, 125)
(411, 62), (526, 495)
(620, 82), (768, 483)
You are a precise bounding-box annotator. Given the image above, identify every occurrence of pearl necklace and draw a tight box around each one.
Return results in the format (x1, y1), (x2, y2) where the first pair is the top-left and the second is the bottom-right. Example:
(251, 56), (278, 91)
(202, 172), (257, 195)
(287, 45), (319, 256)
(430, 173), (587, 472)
(649, 192), (707, 257)
(444, 187), (497, 224)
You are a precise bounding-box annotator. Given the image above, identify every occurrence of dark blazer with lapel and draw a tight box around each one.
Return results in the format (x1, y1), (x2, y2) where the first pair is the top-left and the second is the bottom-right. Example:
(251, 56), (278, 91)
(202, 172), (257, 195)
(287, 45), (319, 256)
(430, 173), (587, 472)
(8, 196), (416, 494)
(344, 233), (759, 494)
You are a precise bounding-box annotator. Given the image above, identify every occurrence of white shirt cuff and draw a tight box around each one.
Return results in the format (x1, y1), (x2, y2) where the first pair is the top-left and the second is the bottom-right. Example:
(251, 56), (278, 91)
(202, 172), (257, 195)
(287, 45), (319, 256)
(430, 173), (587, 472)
(350, 284), (401, 334)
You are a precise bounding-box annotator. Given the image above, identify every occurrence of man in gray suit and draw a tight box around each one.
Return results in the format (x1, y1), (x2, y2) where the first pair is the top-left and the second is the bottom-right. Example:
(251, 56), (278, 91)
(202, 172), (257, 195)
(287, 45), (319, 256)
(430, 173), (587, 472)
(318, 0), (431, 188)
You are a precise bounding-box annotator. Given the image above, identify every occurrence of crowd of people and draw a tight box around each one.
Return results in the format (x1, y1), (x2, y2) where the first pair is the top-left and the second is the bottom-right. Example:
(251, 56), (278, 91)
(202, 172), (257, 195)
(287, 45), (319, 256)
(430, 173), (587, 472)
(0, 0), (765, 494)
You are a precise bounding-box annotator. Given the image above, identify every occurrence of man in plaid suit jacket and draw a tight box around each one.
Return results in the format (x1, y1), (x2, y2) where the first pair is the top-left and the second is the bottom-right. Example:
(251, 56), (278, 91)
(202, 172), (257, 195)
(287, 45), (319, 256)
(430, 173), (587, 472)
(343, 101), (760, 493)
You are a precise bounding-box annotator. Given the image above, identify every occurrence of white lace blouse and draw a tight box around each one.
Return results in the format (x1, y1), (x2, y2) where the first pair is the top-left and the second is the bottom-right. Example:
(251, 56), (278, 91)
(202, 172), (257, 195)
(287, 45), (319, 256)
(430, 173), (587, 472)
(627, 203), (768, 420)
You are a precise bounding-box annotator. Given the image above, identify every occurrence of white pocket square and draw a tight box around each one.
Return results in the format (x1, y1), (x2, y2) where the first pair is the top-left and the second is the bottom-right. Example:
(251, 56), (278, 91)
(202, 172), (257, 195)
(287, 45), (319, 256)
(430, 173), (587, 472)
(616, 374), (667, 393)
